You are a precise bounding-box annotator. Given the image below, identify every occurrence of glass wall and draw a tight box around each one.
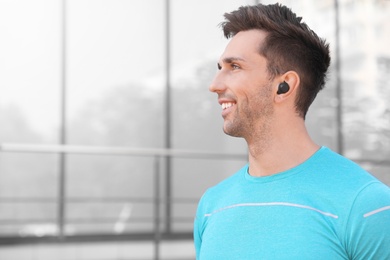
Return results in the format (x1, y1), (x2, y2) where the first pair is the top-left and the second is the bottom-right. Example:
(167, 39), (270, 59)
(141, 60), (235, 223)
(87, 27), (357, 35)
(64, 0), (166, 236)
(337, 0), (390, 184)
(0, 0), (389, 240)
(0, 0), (62, 237)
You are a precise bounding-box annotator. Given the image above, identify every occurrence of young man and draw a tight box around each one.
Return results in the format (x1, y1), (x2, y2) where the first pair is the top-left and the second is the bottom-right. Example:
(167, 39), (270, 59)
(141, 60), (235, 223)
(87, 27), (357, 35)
(194, 3), (390, 259)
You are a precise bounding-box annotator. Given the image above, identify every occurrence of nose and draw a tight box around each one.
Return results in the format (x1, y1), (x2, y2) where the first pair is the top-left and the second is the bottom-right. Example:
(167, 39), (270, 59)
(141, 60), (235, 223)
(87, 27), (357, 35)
(209, 72), (226, 93)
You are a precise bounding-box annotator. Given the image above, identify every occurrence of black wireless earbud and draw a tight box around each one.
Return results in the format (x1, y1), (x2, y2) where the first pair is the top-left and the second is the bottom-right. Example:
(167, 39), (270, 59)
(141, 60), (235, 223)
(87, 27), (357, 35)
(277, 81), (290, 94)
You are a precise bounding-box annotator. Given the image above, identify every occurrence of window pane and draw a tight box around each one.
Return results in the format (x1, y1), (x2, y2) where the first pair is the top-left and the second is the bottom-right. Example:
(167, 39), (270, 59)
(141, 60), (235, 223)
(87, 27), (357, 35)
(67, 0), (165, 148)
(0, 153), (59, 237)
(338, 0), (390, 163)
(0, 0), (61, 142)
(0, 0), (61, 237)
(65, 0), (165, 235)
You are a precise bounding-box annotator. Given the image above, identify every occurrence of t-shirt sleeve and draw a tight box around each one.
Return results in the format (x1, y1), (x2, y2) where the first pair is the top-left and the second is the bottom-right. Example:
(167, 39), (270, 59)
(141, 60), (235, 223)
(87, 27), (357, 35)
(344, 181), (390, 259)
(193, 193), (207, 260)
(193, 212), (202, 259)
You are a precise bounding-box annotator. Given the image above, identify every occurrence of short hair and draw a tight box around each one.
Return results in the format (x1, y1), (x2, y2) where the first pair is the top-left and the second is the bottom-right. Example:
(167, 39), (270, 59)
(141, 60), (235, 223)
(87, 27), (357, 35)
(221, 3), (331, 118)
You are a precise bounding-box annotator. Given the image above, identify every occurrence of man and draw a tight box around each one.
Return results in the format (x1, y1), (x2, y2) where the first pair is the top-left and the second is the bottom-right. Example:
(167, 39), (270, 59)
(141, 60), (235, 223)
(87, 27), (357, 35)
(194, 3), (390, 259)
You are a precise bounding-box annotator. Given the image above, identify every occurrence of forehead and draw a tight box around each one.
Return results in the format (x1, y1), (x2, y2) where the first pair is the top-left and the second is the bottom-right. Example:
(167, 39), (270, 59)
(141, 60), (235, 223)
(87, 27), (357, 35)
(220, 29), (267, 61)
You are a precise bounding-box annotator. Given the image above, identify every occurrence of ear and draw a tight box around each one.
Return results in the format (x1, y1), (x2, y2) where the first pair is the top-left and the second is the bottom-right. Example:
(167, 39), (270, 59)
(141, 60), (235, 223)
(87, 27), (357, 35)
(274, 71), (300, 103)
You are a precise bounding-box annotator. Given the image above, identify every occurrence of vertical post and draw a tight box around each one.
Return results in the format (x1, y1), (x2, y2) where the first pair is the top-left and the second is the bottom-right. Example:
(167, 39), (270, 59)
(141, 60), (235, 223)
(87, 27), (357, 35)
(58, 0), (67, 240)
(154, 156), (161, 260)
(164, 0), (172, 233)
(334, 0), (344, 155)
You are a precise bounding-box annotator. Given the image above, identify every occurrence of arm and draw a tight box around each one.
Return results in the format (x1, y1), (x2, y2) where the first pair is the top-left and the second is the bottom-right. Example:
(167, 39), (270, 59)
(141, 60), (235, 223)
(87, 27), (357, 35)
(194, 193), (208, 260)
(344, 182), (390, 259)
(193, 213), (203, 260)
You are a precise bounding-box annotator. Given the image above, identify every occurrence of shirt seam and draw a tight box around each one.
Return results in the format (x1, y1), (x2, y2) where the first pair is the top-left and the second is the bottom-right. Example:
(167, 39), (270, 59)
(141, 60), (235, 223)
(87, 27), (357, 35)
(342, 180), (382, 258)
(204, 201), (339, 219)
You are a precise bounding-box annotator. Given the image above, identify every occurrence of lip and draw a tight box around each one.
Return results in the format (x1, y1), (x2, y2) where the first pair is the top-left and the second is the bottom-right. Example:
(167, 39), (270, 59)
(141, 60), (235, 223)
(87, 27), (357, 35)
(221, 105), (234, 118)
(218, 98), (236, 118)
(218, 98), (236, 105)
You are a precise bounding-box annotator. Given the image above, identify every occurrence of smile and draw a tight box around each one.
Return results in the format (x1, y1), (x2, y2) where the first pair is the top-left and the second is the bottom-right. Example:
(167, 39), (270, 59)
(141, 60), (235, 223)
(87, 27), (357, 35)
(221, 102), (236, 110)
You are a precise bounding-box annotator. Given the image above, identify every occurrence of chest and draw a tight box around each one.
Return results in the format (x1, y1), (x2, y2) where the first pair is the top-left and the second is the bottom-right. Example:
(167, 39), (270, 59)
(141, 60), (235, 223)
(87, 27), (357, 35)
(200, 203), (347, 259)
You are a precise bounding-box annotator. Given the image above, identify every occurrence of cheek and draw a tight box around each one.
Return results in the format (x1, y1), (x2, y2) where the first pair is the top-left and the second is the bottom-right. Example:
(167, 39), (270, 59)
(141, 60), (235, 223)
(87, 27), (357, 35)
(232, 78), (256, 100)
(247, 84), (274, 113)
(231, 74), (273, 107)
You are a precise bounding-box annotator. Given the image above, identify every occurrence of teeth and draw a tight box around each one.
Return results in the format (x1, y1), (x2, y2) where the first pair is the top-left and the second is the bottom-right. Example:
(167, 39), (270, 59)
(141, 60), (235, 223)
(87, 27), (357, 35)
(221, 102), (235, 110)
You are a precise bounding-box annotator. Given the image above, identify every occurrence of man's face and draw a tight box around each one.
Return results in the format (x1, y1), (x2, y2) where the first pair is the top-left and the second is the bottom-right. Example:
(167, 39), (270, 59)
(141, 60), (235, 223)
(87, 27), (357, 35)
(209, 29), (275, 140)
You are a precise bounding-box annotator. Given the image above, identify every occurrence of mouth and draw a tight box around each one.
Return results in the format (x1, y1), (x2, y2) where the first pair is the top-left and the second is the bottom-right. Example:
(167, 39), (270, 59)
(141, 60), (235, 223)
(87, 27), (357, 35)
(220, 101), (236, 118)
(221, 102), (236, 110)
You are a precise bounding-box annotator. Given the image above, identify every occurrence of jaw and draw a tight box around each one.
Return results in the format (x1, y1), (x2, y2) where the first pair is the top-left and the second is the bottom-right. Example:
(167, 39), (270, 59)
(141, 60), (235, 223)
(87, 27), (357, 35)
(223, 108), (276, 151)
(222, 112), (249, 138)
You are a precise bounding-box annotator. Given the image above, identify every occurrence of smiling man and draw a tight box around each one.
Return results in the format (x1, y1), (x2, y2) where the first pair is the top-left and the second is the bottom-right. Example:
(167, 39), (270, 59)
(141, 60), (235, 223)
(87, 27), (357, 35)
(194, 3), (390, 260)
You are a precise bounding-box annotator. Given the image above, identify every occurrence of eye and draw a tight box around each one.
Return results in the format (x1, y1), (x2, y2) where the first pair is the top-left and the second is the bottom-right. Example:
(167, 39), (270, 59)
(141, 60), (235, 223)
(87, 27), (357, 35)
(231, 63), (241, 70)
(217, 63), (222, 70)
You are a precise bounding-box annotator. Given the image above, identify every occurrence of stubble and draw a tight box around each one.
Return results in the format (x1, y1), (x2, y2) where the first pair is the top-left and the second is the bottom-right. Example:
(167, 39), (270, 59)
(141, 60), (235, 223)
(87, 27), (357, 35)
(224, 82), (274, 155)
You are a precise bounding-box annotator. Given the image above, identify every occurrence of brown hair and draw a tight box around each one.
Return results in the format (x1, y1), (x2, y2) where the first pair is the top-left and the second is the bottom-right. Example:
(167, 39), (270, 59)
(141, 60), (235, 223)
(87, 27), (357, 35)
(221, 3), (331, 118)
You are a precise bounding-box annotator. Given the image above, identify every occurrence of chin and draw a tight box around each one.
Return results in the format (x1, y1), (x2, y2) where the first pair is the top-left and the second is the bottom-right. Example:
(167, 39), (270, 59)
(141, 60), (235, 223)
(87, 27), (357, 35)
(223, 125), (243, 138)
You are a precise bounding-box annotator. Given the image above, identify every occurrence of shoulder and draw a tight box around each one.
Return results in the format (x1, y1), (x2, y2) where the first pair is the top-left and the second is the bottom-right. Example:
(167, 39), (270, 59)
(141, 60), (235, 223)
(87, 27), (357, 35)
(344, 181), (390, 259)
(297, 147), (389, 217)
(320, 147), (389, 197)
(349, 179), (390, 217)
(313, 147), (382, 188)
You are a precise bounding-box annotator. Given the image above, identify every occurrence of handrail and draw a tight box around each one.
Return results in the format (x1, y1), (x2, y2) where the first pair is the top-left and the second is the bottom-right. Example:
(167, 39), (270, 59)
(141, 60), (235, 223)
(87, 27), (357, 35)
(0, 143), (248, 160)
(2, 143), (389, 165)
(0, 143), (248, 260)
(1, 143), (387, 252)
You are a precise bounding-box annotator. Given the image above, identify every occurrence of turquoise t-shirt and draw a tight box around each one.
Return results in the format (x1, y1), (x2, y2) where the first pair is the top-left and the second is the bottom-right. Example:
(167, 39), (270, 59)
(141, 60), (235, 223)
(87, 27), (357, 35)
(194, 147), (390, 259)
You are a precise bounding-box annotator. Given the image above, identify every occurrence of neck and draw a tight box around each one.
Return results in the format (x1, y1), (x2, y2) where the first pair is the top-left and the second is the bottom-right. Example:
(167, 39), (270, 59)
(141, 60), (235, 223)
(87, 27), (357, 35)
(245, 116), (319, 177)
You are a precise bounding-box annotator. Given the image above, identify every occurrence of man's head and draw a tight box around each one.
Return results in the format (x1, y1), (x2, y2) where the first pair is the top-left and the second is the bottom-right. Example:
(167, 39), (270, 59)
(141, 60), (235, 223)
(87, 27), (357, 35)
(220, 3), (331, 118)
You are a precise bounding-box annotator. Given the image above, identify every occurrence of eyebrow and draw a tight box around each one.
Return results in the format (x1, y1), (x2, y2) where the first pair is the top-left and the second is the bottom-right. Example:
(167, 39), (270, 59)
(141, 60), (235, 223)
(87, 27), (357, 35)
(220, 56), (246, 64)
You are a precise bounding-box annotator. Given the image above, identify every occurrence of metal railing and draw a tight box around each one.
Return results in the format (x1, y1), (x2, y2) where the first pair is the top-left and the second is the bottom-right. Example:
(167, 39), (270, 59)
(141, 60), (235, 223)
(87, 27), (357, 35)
(0, 143), (247, 259)
(1, 143), (387, 259)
